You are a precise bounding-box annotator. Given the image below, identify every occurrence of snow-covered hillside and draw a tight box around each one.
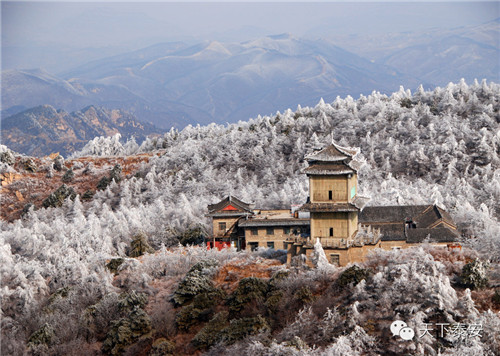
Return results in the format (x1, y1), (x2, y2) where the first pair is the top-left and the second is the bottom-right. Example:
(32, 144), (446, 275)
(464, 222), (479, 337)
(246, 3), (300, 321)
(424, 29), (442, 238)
(1, 79), (499, 355)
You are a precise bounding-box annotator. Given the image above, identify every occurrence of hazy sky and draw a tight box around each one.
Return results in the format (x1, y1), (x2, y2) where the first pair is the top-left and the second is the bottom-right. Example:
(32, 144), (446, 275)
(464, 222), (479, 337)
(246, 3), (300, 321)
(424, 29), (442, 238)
(2, 1), (499, 71)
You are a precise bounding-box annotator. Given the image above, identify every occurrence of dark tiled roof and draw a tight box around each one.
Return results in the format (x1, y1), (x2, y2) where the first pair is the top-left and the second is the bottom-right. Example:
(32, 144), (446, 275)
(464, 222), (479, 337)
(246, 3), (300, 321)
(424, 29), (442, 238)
(302, 163), (355, 176)
(436, 206), (457, 228)
(299, 203), (359, 212)
(239, 218), (310, 227)
(363, 223), (406, 241)
(359, 205), (430, 224)
(415, 206), (441, 228)
(305, 143), (359, 163)
(207, 195), (253, 216)
(406, 227), (459, 243)
(208, 212), (252, 218)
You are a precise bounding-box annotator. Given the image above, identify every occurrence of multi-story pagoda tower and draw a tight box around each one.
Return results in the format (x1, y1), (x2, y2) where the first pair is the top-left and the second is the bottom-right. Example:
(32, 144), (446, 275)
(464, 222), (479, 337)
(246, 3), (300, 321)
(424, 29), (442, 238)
(301, 142), (360, 243)
(291, 142), (364, 265)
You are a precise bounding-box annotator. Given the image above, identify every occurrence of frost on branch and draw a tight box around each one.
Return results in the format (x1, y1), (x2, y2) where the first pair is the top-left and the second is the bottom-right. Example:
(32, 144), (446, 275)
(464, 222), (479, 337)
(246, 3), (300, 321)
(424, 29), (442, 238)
(460, 259), (489, 289)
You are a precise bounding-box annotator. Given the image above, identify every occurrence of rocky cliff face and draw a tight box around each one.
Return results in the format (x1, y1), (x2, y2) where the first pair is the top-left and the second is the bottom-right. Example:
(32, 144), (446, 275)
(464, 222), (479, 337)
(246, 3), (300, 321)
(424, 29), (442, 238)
(1, 105), (163, 156)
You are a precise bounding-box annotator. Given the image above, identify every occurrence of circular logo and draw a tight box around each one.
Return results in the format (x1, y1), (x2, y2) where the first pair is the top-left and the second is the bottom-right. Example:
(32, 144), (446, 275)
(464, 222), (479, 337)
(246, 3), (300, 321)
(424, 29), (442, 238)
(390, 320), (407, 336)
(399, 327), (415, 341)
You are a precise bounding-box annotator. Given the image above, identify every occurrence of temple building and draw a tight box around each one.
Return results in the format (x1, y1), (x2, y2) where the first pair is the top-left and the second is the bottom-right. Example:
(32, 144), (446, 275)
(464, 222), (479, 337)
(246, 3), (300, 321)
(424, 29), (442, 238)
(206, 142), (459, 266)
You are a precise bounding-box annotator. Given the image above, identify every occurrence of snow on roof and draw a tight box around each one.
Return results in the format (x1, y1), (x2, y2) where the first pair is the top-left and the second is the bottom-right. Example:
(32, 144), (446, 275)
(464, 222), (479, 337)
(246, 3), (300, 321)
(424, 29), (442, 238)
(302, 164), (355, 176)
(207, 195), (254, 215)
(305, 142), (360, 163)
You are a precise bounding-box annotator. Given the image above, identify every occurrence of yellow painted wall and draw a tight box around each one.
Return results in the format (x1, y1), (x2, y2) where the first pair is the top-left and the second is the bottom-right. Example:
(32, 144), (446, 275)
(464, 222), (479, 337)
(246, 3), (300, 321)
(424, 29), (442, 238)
(348, 212), (358, 238)
(309, 174), (357, 203)
(244, 227), (289, 250)
(311, 212), (350, 239)
(310, 175), (348, 202)
(212, 217), (240, 237)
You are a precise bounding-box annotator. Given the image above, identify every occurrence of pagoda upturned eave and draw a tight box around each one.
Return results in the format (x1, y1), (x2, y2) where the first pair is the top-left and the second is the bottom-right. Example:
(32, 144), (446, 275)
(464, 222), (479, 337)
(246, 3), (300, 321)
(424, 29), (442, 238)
(302, 163), (356, 176)
(304, 142), (360, 163)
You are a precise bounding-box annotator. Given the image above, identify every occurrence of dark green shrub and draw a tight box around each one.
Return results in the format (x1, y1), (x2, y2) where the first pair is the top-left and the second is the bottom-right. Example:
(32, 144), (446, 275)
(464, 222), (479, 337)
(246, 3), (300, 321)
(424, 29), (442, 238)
(118, 291), (148, 312)
(269, 269), (290, 286)
(106, 258), (124, 275)
(0, 150), (15, 165)
(295, 286), (314, 304)
(110, 164), (122, 183)
(192, 311), (229, 349)
(21, 203), (34, 218)
(24, 158), (37, 172)
(172, 270), (215, 307)
(102, 307), (152, 355)
(150, 338), (175, 356)
(28, 323), (54, 347)
(265, 290), (283, 311)
(221, 315), (270, 345)
(400, 98), (414, 108)
(61, 168), (74, 183)
(176, 304), (202, 331)
(175, 289), (224, 330)
(461, 259), (489, 289)
(227, 277), (269, 313)
(53, 155), (64, 171)
(337, 265), (370, 288)
(128, 233), (154, 258)
(492, 290), (500, 306)
(42, 184), (76, 208)
(97, 176), (111, 190)
(171, 259), (219, 307)
(179, 226), (205, 246)
(81, 189), (95, 201)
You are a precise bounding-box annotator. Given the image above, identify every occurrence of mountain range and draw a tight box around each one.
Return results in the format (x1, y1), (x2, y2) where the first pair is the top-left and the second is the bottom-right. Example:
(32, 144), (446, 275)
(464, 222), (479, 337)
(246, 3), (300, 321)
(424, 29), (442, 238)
(1, 19), (498, 130)
(1, 105), (163, 157)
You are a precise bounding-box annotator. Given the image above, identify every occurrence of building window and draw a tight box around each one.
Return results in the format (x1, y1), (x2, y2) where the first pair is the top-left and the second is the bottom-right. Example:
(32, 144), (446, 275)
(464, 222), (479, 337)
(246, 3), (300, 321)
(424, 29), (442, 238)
(283, 242), (288, 250)
(251, 228), (258, 236)
(266, 227), (274, 235)
(249, 242), (259, 251)
(406, 220), (417, 229)
(219, 222), (226, 231)
(267, 242), (274, 249)
(284, 227), (290, 235)
(329, 227), (334, 237)
(328, 190), (333, 200)
(330, 254), (340, 266)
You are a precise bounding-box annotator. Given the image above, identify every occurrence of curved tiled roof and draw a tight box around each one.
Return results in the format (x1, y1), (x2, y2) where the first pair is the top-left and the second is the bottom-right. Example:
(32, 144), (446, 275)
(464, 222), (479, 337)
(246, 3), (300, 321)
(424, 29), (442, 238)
(359, 205), (430, 223)
(406, 227), (459, 243)
(207, 195), (254, 216)
(302, 164), (355, 176)
(305, 142), (359, 162)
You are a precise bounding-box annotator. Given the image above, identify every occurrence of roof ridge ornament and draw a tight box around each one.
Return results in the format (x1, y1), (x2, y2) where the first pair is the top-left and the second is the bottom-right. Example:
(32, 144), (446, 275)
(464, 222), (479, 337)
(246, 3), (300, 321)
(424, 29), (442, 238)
(304, 141), (360, 163)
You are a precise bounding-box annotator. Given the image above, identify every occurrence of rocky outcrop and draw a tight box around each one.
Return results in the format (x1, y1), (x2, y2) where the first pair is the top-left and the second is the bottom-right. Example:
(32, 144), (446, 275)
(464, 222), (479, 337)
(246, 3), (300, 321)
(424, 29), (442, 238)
(1, 105), (163, 157)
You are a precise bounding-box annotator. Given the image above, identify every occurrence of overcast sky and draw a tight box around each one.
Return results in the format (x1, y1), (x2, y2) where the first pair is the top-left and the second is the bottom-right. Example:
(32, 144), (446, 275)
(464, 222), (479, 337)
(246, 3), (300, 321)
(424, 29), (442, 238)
(2, 1), (499, 71)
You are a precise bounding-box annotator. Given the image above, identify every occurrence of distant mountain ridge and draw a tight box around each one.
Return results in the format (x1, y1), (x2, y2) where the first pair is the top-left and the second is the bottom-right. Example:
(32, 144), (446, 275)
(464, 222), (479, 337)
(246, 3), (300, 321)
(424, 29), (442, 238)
(2, 23), (498, 129)
(1, 105), (164, 157)
(2, 35), (419, 129)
